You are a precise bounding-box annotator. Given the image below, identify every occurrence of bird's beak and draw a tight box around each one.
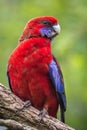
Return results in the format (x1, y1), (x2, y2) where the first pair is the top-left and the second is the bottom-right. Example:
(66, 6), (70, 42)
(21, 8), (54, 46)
(53, 24), (61, 35)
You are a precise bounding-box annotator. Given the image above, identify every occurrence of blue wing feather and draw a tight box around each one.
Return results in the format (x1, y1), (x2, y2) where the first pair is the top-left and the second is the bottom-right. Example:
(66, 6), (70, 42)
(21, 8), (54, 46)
(49, 58), (66, 111)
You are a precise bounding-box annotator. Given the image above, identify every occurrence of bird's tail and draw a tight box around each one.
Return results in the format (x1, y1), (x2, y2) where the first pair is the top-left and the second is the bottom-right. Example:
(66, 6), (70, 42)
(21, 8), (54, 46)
(60, 107), (65, 123)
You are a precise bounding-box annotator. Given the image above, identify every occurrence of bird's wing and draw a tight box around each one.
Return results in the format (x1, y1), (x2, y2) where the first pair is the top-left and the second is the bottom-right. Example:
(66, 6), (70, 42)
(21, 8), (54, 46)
(49, 57), (66, 114)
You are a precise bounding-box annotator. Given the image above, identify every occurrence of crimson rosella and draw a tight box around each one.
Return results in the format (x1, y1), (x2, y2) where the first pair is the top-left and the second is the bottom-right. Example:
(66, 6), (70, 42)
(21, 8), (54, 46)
(7, 16), (66, 122)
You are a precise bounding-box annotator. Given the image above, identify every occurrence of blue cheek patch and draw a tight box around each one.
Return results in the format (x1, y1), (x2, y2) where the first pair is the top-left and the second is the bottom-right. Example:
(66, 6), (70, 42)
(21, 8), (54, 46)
(40, 27), (52, 38)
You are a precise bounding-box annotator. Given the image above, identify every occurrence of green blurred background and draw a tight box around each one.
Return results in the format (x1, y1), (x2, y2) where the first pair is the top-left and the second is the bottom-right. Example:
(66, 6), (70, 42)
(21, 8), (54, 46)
(0, 0), (87, 130)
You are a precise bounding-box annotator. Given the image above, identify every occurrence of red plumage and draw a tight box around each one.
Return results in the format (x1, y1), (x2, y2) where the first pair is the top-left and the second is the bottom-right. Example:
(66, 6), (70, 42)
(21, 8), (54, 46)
(8, 37), (58, 117)
(7, 16), (65, 119)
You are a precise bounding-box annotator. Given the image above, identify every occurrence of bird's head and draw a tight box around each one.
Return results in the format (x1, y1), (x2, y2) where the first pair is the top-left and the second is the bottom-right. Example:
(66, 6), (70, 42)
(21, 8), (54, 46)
(19, 16), (61, 42)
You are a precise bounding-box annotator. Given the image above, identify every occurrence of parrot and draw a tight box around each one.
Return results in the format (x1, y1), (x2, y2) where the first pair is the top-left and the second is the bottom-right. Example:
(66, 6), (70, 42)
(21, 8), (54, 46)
(7, 16), (66, 123)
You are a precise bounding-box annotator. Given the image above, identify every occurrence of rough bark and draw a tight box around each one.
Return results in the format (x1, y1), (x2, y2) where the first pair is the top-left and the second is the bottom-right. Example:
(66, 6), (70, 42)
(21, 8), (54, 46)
(0, 83), (75, 130)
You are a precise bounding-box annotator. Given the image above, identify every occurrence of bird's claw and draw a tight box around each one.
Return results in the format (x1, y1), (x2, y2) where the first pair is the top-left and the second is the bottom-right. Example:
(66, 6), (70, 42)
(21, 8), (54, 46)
(38, 108), (48, 121)
(19, 100), (31, 111)
(17, 100), (31, 112)
(22, 100), (31, 109)
(13, 100), (31, 118)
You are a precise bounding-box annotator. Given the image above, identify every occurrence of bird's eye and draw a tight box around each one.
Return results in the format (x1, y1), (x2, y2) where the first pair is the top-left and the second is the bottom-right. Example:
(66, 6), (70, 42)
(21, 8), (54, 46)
(42, 20), (50, 26)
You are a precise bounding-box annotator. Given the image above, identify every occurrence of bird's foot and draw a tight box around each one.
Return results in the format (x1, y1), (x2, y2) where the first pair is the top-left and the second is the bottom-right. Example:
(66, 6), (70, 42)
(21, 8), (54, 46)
(13, 100), (31, 118)
(38, 108), (48, 121)
(16, 100), (31, 112)
(20, 100), (31, 110)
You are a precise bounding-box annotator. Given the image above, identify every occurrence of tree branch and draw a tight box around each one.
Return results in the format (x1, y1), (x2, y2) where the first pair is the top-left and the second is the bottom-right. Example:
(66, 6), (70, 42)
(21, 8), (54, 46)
(0, 119), (38, 130)
(0, 83), (75, 130)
